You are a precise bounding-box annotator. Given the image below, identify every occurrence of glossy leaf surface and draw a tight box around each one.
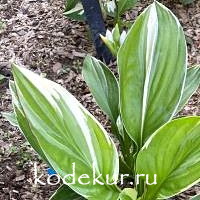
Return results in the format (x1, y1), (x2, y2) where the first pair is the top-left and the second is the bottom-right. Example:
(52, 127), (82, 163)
(118, 2), (187, 146)
(2, 111), (18, 127)
(176, 66), (200, 113)
(83, 56), (119, 123)
(13, 65), (120, 200)
(119, 188), (137, 200)
(9, 81), (49, 163)
(136, 117), (200, 200)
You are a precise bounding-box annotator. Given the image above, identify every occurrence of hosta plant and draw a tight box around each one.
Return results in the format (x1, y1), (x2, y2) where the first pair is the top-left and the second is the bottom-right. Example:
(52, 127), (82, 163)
(6, 1), (200, 200)
(101, 0), (138, 22)
(64, 0), (84, 21)
(64, 0), (194, 24)
(64, 0), (138, 24)
(100, 24), (127, 56)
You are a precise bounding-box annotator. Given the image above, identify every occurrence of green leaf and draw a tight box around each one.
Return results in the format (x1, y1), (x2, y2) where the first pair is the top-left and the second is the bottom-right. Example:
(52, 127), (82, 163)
(113, 24), (120, 44)
(180, 0), (194, 5)
(100, 34), (117, 56)
(101, 0), (117, 18)
(0, 74), (5, 82)
(12, 64), (120, 200)
(65, 0), (80, 11)
(136, 117), (200, 200)
(119, 188), (137, 200)
(116, 116), (125, 139)
(64, 2), (85, 21)
(118, 2), (187, 147)
(190, 194), (200, 200)
(9, 81), (49, 163)
(83, 56), (119, 123)
(50, 185), (85, 200)
(2, 111), (18, 126)
(176, 66), (200, 113)
(118, 0), (138, 15)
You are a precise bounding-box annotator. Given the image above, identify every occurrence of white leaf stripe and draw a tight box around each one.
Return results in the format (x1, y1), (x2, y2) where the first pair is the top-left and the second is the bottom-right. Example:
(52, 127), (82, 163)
(141, 3), (158, 147)
(118, 2), (187, 146)
(13, 65), (119, 193)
